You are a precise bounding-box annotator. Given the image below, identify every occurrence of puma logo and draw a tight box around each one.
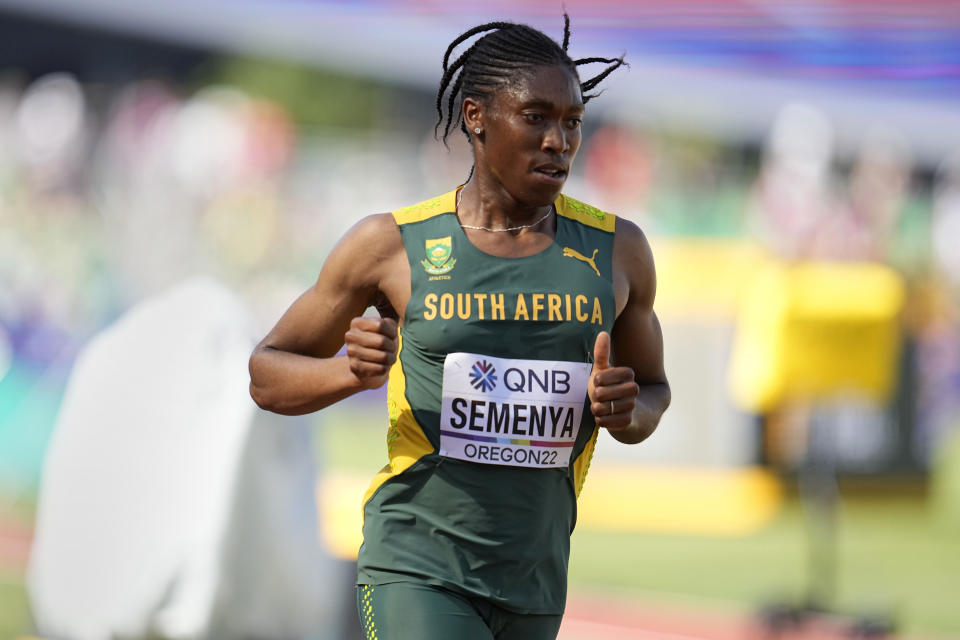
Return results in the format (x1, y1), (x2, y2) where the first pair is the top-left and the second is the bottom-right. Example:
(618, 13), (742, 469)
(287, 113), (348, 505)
(562, 247), (601, 277)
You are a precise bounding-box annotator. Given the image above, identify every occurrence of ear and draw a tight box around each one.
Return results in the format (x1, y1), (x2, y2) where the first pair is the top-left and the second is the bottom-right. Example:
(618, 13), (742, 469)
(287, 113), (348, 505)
(462, 97), (484, 134)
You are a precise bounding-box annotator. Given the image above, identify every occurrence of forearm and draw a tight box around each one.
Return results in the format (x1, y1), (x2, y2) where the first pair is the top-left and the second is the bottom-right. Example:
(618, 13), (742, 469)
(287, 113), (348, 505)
(609, 382), (671, 445)
(248, 347), (366, 416)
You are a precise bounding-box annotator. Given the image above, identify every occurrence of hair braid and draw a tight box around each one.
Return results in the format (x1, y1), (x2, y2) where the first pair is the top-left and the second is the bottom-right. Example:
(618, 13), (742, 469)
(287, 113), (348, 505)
(435, 40), (484, 140)
(442, 22), (516, 72)
(444, 72), (466, 140)
(435, 12), (626, 144)
(576, 56), (629, 102)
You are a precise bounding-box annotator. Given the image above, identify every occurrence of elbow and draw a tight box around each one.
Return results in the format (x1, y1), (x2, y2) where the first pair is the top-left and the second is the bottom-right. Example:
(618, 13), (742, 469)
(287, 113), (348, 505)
(249, 377), (296, 415)
(652, 380), (672, 426)
(248, 348), (313, 415)
(249, 385), (303, 415)
(618, 381), (671, 445)
(248, 345), (331, 416)
(248, 349), (278, 412)
(249, 380), (273, 411)
(660, 381), (672, 414)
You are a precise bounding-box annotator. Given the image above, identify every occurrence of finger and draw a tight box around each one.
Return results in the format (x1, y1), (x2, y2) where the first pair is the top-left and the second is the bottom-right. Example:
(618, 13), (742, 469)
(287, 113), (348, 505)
(593, 408), (632, 431)
(592, 331), (611, 371)
(592, 395), (634, 417)
(378, 317), (398, 339)
(350, 316), (398, 339)
(345, 343), (397, 366)
(591, 366), (637, 391)
(599, 420), (632, 433)
(349, 359), (392, 379)
(590, 380), (640, 403)
(345, 327), (398, 353)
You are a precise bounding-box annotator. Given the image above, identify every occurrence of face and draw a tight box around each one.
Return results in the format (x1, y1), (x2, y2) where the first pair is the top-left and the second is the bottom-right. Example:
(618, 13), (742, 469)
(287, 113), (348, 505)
(467, 64), (584, 206)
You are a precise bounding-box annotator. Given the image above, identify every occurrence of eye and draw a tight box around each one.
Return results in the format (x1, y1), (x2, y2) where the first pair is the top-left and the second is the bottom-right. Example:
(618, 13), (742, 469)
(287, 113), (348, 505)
(523, 112), (544, 124)
(566, 117), (583, 129)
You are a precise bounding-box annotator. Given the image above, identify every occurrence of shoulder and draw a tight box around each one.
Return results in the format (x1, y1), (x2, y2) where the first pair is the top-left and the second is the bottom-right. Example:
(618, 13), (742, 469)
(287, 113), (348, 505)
(613, 216), (654, 262)
(555, 193), (616, 233)
(340, 189), (459, 258)
(334, 188), (460, 265)
(340, 212), (402, 254)
(325, 213), (404, 289)
(391, 190), (458, 226)
(612, 216), (657, 306)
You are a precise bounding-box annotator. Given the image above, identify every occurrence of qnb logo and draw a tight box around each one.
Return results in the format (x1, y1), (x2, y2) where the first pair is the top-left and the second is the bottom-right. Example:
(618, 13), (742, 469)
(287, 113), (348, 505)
(469, 360), (497, 392)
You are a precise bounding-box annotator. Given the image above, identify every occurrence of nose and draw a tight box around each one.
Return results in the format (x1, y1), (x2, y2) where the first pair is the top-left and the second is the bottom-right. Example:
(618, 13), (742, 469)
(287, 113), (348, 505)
(542, 122), (569, 154)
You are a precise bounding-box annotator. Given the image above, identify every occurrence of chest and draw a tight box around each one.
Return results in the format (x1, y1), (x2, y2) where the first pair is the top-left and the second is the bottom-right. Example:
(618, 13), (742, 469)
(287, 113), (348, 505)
(400, 214), (615, 361)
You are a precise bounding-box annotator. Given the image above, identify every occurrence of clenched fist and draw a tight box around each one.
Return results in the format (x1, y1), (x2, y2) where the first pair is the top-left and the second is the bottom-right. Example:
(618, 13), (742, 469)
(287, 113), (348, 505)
(344, 316), (398, 389)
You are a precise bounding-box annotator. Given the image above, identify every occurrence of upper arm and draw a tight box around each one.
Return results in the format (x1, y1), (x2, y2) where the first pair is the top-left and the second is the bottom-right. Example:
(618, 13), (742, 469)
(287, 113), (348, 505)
(610, 218), (668, 386)
(256, 213), (407, 358)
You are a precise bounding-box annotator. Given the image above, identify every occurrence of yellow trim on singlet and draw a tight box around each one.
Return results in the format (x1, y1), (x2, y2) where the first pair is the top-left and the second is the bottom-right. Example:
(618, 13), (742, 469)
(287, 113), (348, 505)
(392, 190), (615, 234)
(555, 194), (616, 233)
(392, 190), (458, 225)
(573, 426), (600, 497)
(361, 332), (435, 514)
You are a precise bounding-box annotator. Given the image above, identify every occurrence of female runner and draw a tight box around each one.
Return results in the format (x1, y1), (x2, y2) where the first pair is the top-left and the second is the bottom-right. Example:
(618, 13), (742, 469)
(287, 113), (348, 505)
(249, 14), (670, 640)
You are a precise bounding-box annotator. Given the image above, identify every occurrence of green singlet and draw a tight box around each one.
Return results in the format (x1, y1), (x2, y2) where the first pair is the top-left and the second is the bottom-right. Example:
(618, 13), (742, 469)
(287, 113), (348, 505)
(357, 188), (617, 622)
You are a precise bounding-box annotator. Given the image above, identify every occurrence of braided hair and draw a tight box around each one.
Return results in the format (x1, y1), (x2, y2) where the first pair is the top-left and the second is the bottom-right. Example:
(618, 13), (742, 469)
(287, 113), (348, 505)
(435, 13), (626, 145)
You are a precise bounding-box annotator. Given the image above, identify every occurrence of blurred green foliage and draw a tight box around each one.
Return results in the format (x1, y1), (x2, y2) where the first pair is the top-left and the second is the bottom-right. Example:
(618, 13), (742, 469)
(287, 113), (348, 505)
(570, 498), (960, 637)
(0, 576), (30, 640)
(191, 56), (390, 130)
(931, 422), (960, 531)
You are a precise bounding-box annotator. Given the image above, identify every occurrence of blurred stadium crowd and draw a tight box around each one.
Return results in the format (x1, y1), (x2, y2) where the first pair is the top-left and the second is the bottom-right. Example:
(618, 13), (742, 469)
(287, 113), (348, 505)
(2, 58), (959, 489)
(0, 62), (460, 487)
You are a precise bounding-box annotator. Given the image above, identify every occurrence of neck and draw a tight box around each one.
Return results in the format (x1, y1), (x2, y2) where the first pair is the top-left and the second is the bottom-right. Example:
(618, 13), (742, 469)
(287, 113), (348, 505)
(457, 180), (555, 233)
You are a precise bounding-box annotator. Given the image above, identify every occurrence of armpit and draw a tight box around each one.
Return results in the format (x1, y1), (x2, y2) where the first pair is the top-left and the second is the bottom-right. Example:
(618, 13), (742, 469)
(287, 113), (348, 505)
(373, 290), (399, 321)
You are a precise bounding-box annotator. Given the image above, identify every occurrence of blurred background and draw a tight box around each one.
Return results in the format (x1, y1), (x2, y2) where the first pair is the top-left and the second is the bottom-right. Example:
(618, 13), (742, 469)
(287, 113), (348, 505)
(1, 0), (959, 638)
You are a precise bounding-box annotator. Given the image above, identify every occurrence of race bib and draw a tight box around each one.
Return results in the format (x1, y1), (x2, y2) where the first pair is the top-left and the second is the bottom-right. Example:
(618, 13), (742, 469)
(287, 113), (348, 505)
(439, 352), (592, 469)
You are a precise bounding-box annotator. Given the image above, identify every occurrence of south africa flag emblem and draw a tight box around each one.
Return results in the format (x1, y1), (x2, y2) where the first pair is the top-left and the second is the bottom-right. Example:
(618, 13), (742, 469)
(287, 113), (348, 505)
(422, 236), (456, 275)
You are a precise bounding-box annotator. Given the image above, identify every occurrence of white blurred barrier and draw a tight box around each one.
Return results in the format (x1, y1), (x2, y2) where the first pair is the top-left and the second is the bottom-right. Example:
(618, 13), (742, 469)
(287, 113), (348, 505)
(27, 277), (336, 640)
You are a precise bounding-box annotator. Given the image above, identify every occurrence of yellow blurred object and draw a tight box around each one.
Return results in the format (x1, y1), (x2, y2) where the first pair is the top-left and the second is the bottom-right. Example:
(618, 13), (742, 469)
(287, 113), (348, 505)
(575, 465), (783, 535)
(651, 238), (768, 320)
(318, 471), (366, 560)
(728, 260), (906, 413)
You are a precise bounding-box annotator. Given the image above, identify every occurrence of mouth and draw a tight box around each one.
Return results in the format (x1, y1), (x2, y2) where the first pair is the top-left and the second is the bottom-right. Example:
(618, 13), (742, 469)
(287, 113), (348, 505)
(533, 164), (568, 182)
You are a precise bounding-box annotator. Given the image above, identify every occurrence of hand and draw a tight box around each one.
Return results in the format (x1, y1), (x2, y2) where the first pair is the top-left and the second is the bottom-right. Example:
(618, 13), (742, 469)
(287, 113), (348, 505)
(588, 331), (640, 432)
(344, 316), (398, 390)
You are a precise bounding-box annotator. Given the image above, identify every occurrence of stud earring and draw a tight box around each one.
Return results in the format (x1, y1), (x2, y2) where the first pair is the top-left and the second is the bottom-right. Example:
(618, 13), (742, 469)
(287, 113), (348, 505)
(474, 127), (482, 134)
